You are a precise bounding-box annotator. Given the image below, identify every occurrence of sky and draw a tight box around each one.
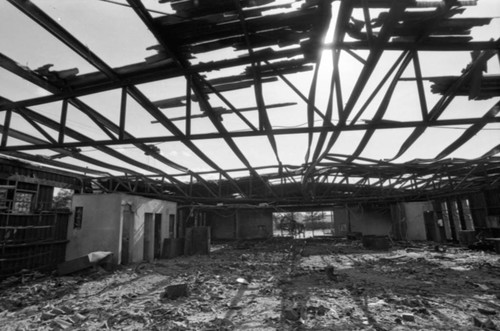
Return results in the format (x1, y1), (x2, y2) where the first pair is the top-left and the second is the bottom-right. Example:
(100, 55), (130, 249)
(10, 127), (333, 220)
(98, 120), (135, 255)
(0, 0), (499, 181)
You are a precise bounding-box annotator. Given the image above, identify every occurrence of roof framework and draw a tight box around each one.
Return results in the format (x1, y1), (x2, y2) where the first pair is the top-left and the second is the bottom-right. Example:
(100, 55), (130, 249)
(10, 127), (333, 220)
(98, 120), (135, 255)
(0, 0), (499, 206)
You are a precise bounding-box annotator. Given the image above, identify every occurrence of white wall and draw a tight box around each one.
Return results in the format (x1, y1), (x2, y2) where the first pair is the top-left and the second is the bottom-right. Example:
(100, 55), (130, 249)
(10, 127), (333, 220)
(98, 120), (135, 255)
(67, 193), (177, 264)
(123, 195), (176, 263)
(66, 194), (122, 263)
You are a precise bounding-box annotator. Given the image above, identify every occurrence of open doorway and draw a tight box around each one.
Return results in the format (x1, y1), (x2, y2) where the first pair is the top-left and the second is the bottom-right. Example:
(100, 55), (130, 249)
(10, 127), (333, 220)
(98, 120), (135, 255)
(273, 210), (334, 238)
(144, 213), (162, 261)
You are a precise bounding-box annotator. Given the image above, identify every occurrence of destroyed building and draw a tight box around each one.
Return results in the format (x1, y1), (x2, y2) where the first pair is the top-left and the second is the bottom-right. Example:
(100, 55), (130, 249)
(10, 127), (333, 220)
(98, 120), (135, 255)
(0, 0), (500, 329)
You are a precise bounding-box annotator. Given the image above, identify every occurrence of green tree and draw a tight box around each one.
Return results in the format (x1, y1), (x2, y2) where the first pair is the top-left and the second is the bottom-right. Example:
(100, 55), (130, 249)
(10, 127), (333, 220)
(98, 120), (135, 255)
(53, 189), (73, 209)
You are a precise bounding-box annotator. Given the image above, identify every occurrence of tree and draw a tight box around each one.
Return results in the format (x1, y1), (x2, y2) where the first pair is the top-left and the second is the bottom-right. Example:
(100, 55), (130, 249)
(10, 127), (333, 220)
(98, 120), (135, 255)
(53, 189), (73, 209)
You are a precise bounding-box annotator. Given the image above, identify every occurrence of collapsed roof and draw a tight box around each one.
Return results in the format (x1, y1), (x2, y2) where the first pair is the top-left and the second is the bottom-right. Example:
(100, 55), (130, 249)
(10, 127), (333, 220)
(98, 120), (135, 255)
(0, 0), (499, 206)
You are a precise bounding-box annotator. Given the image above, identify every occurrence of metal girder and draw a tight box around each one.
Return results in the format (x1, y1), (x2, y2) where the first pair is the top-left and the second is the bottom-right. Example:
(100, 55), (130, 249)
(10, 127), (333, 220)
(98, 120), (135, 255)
(1, 117), (498, 151)
(392, 45), (499, 160)
(0, 0), (498, 205)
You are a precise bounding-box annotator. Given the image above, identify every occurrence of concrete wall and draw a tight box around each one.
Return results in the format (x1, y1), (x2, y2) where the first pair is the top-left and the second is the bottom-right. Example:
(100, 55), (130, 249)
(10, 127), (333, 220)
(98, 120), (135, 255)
(66, 194), (122, 263)
(237, 209), (273, 239)
(402, 201), (433, 241)
(209, 211), (235, 239)
(208, 209), (273, 240)
(346, 205), (393, 236)
(123, 195), (176, 263)
(67, 193), (177, 264)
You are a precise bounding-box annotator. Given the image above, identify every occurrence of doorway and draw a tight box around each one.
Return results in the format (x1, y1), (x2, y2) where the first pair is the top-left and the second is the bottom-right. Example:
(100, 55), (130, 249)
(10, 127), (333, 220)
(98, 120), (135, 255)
(144, 213), (162, 261)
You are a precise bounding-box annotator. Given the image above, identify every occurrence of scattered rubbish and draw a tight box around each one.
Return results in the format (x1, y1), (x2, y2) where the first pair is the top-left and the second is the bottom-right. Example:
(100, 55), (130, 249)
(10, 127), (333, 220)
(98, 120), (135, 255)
(284, 308), (301, 321)
(2, 239), (500, 330)
(57, 251), (113, 276)
(473, 316), (497, 330)
(434, 245), (447, 253)
(362, 235), (391, 250)
(402, 313), (415, 322)
(479, 308), (497, 316)
(162, 284), (188, 300)
(325, 265), (336, 281)
(236, 277), (251, 285)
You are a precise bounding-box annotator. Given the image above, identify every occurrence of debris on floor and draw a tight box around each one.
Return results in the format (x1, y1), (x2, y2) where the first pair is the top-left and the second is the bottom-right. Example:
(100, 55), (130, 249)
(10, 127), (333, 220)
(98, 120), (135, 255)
(1, 238), (500, 330)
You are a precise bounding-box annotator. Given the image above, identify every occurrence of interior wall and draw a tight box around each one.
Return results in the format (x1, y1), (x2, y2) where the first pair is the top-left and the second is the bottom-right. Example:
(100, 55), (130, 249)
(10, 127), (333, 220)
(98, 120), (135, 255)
(67, 194), (122, 263)
(208, 209), (272, 240)
(208, 211), (235, 239)
(333, 208), (349, 236)
(67, 193), (177, 264)
(237, 209), (273, 239)
(402, 201), (434, 241)
(346, 205), (393, 236)
(123, 195), (177, 263)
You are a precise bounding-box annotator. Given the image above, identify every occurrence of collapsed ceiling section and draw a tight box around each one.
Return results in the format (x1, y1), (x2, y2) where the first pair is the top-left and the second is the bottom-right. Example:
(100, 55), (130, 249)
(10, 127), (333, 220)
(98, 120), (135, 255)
(0, 0), (499, 206)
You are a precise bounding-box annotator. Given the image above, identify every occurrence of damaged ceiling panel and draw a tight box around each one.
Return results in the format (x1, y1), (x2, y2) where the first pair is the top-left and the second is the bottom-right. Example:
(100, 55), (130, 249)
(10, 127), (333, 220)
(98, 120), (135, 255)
(0, 0), (499, 207)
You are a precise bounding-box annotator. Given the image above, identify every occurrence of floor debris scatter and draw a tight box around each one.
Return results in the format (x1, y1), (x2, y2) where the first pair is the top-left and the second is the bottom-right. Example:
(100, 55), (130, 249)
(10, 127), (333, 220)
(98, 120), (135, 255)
(1, 238), (500, 330)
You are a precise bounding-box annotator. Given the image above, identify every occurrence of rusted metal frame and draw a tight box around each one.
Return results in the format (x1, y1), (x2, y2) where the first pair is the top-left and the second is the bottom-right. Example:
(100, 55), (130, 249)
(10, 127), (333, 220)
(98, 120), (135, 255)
(0, 47), (307, 112)
(58, 100), (68, 144)
(340, 0), (409, 126)
(414, 171), (443, 191)
(190, 172), (219, 198)
(429, 48), (498, 122)
(126, 84), (246, 197)
(385, 173), (410, 189)
(411, 51), (429, 121)
(123, 174), (133, 191)
(2, 116), (499, 152)
(0, 151), (105, 175)
(190, 76), (279, 199)
(392, 47), (498, 160)
(0, 123), (146, 177)
(344, 48), (367, 65)
(69, 98), (187, 171)
(330, 40), (499, 51)
(282, 167), (299, 185)
(12, 106), (168, 175)
(163, 102), (297, 123)
(8, 2), (191, 178)
(305, 0), (408, 182)
(310, 48), (343, 164)
(452, 165), (479, 191)
(308, 0), (353, 168)
(233, 0), (281, 167)
(304, 53), (323, 164)
(104, 174), (176, 198)
(16, 111), (58, 144)
(218, 173), (222, 198)
(0, 53), (116, 142)
(127, 0), (250, 199)
(1, 110), (12, 147)
(67, 99), (120, 141)
(0, 53), (56, 92)
(186, 76), (192, 137)
(119, 87), (127, 140)
(361, 0), (374, 43)
(198, 77), (258, 132)
(7, 0), (115, 78)
(8, 106), (190, 194)
(1, 51), (184, 173)
(435, 100), (500, 160)
(263, 60), (330, 122)
(189, 175), (193, 197)
(91, 180), (112, 193)
(350, 51), (408, 124)
(346, 50), (413, 163)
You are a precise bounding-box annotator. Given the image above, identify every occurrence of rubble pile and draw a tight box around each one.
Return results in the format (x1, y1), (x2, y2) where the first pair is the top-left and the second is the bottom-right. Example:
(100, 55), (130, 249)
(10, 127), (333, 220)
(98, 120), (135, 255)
(1, 238), (499, 330)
